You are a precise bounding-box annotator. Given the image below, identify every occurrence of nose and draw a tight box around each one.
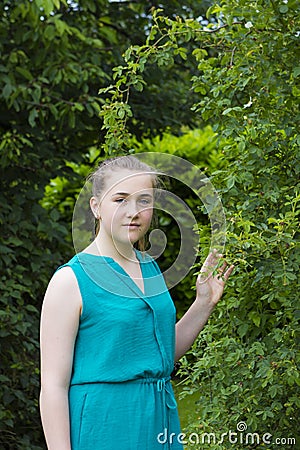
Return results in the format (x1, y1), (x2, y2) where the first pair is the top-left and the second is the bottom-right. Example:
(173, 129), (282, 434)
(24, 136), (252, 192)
(125, 200), (140, 218)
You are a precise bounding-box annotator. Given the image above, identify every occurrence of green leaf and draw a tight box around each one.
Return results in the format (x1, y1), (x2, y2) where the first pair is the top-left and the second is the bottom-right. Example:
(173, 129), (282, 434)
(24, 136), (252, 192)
(39, 0), (54, 16)
(279, 5), (289, 13)
(2, 83), (13, 99)
(238, 323), (249, 338)
(226, 175), (236, 189)
(293, 67), (300, 78)
(28, 108), (38, 127)
(53, 0), (61, 9)
(249, 311), (261, 327)
(15, 67), (33, 81)
(206, 4), (222, 18)
(44, 24), (55, 40)
(6, 237), (23, 246)
(25, 305), (38, 313)
(68, 111), (75, 128)
(269, 384), (278, 398)
(54, 18), (67, 36)
(50, 209), (60, 221)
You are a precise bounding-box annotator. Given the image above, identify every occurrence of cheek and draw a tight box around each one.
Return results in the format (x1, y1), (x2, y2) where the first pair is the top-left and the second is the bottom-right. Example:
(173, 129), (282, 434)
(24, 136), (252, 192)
(110, 205), (124, 220)
(102, 208), (121, 231)
(142, 208), (153, 226)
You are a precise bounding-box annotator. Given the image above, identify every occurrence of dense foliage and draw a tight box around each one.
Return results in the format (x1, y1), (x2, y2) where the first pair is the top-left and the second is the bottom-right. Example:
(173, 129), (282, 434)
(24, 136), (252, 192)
(98, 1), (300, 448)
(0, 0), (299, 449)
(0, 0), (209, 448)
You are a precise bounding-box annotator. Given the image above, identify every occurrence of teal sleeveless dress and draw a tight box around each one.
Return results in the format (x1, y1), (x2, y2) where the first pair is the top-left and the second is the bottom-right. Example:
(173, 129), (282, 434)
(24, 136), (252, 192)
(58, 251), (183, 450)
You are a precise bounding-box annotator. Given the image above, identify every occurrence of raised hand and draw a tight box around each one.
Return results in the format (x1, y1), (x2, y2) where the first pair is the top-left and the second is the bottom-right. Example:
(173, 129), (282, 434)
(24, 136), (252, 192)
(196, 249), (234, 308)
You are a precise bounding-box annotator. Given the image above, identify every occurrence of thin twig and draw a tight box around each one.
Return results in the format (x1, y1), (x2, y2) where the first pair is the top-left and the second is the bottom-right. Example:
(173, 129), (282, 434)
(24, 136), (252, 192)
(230, 45), (237, 67)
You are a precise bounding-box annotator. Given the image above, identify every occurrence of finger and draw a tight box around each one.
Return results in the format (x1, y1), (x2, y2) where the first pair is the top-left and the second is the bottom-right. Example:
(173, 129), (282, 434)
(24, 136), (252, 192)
(199, 249), (227, 284)
(223, 264), (235, 281)
(216, 267), (226, 281)
(208, 248), (222, 263)
(215, 261), (235, 283)
(201, 249), (222, 273)
(217, 262), (227, 273)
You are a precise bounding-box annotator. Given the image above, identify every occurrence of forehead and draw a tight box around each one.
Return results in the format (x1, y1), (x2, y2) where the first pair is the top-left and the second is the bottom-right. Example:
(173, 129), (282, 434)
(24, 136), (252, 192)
(104, 169), (154, 196)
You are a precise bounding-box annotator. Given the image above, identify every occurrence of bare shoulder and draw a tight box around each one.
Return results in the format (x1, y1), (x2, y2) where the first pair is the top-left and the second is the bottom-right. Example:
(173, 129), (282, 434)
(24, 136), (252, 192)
(49, 265), (78, 286)
(43, 266), (82, 315)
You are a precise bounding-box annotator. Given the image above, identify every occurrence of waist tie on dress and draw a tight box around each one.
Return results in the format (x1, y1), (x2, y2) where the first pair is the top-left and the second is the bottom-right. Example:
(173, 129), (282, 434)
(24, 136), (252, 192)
(156, 376), (177, 438)
(156, 377), (177, 408)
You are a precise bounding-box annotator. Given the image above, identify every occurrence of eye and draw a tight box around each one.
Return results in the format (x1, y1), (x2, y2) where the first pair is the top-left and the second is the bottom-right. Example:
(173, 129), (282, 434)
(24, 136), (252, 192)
(114, 198), (127, 203)
(138, 198), (152, 205)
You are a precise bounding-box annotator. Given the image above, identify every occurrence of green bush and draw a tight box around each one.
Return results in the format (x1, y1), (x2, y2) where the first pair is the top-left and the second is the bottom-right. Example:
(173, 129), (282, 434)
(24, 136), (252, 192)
(99, 1), (300, 448)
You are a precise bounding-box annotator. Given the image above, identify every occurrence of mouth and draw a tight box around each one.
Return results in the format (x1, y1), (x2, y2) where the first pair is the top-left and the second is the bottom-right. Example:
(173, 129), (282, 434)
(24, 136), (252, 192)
(123, 223), (140, 228)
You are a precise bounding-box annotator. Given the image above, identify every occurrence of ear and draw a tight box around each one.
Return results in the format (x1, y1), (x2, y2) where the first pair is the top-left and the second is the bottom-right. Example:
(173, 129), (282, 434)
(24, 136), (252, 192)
(90, 196), (100, 219)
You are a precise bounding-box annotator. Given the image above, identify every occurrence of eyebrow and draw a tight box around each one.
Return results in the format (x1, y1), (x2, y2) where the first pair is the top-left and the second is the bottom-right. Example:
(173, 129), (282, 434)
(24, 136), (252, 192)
(111, 192), (153, 198)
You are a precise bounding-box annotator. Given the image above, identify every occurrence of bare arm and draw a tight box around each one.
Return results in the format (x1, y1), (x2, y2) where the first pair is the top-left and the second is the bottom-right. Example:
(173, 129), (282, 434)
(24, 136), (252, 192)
(175, 250), (234, 361)
(40, 267), (82, 450)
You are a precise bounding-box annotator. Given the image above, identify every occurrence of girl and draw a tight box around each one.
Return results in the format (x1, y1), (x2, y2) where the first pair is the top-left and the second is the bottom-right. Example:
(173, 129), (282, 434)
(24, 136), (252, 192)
(40, 155), (234, 450)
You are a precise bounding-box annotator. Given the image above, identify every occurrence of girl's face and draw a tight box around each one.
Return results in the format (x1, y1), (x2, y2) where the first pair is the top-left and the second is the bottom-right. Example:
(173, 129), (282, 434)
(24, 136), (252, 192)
(92, 169), (154, 248)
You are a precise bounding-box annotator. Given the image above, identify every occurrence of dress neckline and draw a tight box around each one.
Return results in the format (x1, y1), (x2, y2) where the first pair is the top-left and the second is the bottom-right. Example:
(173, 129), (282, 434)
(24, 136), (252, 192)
(78, 250), (146, 296)
(79, 248), (144, 261)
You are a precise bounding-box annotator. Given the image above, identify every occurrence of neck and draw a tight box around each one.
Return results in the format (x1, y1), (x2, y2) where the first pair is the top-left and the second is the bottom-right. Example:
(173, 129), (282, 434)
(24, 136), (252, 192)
(92, 233), (137, 263)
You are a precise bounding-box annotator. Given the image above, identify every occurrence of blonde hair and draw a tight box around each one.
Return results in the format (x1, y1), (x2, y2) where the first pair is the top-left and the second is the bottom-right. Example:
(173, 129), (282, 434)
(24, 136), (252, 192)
(88, 155), (159, 252)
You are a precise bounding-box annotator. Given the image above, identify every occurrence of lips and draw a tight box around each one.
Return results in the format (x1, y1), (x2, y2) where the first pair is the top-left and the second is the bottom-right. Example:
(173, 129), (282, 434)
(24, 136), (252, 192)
(123, 223), (140, 227)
